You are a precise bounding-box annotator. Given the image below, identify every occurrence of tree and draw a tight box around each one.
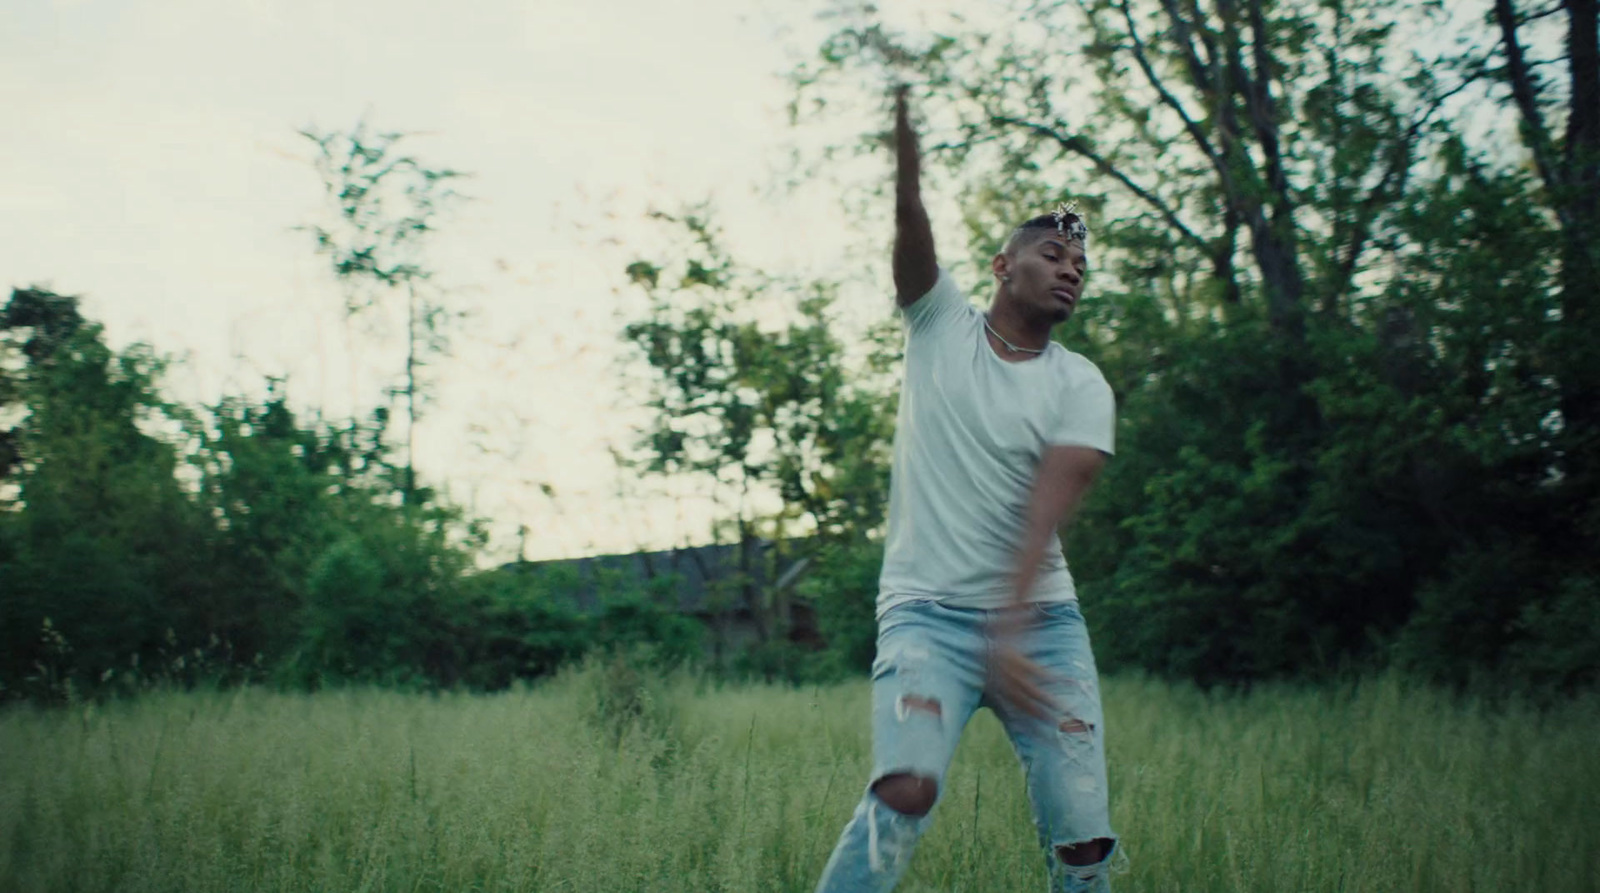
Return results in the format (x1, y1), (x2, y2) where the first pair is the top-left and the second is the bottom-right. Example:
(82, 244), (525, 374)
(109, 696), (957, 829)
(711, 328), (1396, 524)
(795, 0), (1470, 344)
(189, 384), (492, 690)
(620, 207), (896, 645)
(300, 119), (468, 505)
(0, 288), (222, 697)
(1491, 0), (1600, 558)
(779, 1), (1598, 688)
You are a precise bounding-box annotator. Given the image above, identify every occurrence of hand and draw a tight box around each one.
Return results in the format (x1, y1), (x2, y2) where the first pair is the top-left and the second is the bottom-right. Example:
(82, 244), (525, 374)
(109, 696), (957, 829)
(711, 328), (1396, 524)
(985, 609), (1057, 720)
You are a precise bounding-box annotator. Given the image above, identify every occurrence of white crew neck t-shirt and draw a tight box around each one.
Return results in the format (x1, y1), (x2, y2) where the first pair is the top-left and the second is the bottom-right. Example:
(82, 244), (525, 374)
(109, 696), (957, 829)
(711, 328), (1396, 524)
(877, 268), (1116, 618)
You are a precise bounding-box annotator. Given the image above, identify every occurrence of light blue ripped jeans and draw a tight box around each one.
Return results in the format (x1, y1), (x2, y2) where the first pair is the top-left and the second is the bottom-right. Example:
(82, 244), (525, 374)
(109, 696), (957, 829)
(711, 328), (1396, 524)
(814, 597), (1119, 893)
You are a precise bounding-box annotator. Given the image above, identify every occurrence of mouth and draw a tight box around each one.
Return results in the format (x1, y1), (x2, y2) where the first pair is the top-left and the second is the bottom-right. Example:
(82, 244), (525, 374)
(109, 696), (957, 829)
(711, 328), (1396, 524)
(1051, 287), (1077, 307)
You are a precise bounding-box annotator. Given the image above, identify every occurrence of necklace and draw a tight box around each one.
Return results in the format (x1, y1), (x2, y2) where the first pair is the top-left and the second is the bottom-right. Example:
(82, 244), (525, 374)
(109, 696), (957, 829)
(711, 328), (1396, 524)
(983, 315), (1045, 355)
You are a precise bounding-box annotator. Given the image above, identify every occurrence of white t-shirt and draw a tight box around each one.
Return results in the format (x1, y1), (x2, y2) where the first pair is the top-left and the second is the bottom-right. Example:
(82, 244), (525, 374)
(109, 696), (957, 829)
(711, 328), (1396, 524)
(877, 268), (1116, 617)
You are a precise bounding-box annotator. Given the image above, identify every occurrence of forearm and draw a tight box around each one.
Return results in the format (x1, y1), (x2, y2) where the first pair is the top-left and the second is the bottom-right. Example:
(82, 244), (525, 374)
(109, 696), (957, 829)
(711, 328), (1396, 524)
(892, 91), (937, 303)
(1007, 449), (1105, 606)
(1007, 494), (1084, 608)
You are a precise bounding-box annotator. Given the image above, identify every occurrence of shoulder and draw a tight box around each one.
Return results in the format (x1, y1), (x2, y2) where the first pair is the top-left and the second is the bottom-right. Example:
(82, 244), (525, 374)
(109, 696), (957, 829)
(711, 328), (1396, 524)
(1041, 348), (1117, 452)
(901, 267), (977, 333)
(1046, 347), (1112, 393)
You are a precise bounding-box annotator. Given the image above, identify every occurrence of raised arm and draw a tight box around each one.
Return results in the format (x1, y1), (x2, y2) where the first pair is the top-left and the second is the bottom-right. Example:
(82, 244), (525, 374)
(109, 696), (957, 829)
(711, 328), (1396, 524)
(893, 86), (938, 307)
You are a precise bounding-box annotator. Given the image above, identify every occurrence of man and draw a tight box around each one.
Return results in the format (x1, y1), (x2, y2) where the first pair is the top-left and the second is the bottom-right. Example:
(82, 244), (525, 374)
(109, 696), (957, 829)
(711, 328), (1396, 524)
(813, 87), (1120, 893)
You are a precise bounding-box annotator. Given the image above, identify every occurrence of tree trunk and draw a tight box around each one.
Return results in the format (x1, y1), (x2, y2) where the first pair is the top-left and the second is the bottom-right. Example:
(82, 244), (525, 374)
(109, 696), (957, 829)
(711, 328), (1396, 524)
(738, 521), (769, 643)
(1250, 214), (1307, 341)
(1562, 0), (1600, 496)
(404, 282), (418, 506)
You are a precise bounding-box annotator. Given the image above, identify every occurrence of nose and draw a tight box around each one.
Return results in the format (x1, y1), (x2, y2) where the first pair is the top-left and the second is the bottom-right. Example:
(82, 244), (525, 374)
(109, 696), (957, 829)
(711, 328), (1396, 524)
(1061, 266), (1081, 285)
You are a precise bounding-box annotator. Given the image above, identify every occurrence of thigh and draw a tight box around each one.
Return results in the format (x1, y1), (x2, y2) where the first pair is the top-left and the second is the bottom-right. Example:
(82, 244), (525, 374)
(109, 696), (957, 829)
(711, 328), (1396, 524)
(869, 599), (987, 788)
(997, 601), (1115, 845)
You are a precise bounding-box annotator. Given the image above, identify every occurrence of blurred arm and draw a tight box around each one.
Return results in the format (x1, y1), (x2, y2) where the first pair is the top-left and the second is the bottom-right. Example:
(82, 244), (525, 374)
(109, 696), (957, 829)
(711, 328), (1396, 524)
(893, 87), (938, 308)
(987, 444), (1108, 720)
(1009, 445), (1107, 607)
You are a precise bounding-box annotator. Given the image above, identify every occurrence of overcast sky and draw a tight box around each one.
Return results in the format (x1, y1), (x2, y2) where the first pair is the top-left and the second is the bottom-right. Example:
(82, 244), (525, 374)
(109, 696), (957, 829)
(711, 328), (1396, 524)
(1, 0), (928, 563)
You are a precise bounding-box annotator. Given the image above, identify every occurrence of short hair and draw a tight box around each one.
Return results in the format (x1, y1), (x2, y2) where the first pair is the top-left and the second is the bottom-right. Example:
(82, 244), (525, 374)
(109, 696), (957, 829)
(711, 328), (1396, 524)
(1003, 211), (1087, 255)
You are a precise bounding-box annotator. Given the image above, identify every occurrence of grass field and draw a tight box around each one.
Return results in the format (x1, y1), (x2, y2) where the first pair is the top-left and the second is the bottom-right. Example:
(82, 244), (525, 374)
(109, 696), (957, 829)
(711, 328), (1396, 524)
(2, 665), (1596, 892)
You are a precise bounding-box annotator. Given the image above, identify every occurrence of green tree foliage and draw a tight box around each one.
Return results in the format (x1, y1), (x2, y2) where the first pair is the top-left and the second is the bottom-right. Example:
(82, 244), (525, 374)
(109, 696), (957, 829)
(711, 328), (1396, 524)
(300, 119), (469, 504)
(179, 375), (485, 691)
(1, 144), (706, 702)
(6, 4), (1593, 697)
(0, 288), (657, 701)
(1491, 0), (1600, 503)
(795, 539), (885, 676)
(0, 289), (223, 698)
(784, 0), (1598, 690)
(620, 207), (897, 647)
(451, 563), (704, 691)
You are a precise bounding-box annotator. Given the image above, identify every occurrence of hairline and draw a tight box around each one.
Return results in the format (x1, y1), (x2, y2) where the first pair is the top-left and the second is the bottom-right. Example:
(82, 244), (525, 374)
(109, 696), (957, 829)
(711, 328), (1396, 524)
(1002, 228), (1089, 262)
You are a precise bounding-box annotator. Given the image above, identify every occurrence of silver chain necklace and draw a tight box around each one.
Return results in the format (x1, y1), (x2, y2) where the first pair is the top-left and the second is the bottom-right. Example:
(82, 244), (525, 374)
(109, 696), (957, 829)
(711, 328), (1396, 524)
(983, 315), (1045, 355)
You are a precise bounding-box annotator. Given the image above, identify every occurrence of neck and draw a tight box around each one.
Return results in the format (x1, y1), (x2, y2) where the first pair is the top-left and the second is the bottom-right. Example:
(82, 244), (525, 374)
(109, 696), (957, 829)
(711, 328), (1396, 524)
(985, 298), (1052, 354)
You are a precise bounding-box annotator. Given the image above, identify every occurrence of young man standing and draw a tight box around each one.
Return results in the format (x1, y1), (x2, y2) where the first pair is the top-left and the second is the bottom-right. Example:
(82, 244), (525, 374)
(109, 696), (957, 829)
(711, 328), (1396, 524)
(813, 89), (1120, 893)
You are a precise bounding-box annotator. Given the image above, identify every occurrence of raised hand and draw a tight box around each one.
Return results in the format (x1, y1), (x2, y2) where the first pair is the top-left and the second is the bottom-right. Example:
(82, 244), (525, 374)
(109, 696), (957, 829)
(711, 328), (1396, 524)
(892, 84), (938, 306)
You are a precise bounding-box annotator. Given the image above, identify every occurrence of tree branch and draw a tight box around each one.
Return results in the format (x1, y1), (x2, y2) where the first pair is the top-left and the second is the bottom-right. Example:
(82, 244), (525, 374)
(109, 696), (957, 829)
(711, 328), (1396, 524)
(1215, 205), (1242, 305)
(1241, 0), (1295, 217)
(1326, 74), (1486, 311)
(991, 115), (1211, 252)
(1495, 0), (1564, 192)
(1159, 0), (1219, 95)
(1520, 1), (1570, 24)
(1158, 0), (1262, 237)
(1115, 0), (1226, 177)
(924, 132), (1005, 154)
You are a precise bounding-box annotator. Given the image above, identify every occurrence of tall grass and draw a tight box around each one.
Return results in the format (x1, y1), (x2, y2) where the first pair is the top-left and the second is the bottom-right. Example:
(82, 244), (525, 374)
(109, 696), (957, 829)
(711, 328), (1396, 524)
(1, 665), (1595, 892)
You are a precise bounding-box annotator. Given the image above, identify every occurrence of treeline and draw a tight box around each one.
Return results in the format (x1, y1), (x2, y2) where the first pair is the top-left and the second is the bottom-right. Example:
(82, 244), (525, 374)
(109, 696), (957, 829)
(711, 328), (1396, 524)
(4, 0), (1597, 702)
(621, 0), (1600, 695)
(0, 288), (711, 703)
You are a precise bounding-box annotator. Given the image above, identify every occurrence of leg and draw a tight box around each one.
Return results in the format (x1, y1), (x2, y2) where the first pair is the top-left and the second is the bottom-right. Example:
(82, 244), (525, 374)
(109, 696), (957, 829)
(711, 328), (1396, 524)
(815, 601), (985, 893)
(993, 601), (1119, 893)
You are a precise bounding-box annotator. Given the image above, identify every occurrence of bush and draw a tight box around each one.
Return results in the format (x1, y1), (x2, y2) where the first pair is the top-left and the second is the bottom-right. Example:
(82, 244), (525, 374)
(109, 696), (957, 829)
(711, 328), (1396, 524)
(1510, 571), (1600, 693)
(798, 539), (883, 677)
(576, 647), (684, 760)
(1395, 542), (1600, 696)
(592, 597), (704, 669)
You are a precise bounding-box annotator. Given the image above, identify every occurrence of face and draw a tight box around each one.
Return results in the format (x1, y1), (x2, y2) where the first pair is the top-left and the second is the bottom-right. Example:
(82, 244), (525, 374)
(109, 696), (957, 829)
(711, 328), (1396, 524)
(993, 233), (1089, 323)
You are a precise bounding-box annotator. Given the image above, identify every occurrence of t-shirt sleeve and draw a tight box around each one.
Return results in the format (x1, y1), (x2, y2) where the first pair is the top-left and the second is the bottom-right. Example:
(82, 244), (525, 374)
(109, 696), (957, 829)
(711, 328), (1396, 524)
(900, 267), (970, 334)
(1049, 367), (1116, 455)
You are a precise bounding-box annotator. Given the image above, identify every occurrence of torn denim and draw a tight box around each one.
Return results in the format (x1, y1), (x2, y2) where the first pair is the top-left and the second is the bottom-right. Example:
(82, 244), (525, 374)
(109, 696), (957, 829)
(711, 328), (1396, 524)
(815, 598), (1120, 892)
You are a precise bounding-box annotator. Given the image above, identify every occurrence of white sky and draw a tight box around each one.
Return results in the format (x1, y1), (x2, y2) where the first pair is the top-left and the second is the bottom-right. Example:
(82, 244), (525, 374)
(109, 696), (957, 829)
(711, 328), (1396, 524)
(1, 0), (927, 564)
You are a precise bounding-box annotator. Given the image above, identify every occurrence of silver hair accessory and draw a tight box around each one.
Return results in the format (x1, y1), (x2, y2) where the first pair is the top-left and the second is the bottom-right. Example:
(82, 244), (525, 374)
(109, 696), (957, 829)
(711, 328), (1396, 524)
(1051, 201), (1089, 245)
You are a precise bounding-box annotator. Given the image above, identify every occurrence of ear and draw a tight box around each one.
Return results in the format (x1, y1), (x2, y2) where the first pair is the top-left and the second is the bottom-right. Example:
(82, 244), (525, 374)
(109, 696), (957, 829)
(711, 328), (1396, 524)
(991, 252), (1010, 282)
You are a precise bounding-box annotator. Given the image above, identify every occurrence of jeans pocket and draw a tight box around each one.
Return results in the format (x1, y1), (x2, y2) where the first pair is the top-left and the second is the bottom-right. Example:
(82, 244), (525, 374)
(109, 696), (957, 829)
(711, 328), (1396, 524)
(873, 599), (938, 677)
